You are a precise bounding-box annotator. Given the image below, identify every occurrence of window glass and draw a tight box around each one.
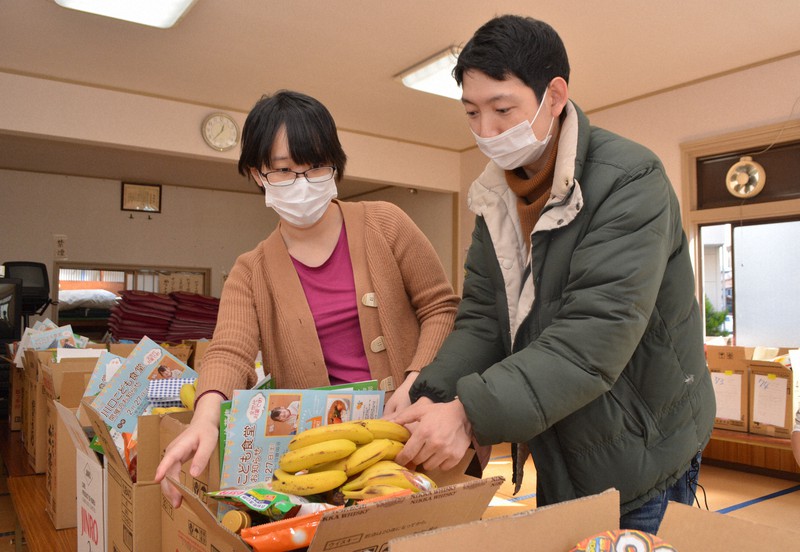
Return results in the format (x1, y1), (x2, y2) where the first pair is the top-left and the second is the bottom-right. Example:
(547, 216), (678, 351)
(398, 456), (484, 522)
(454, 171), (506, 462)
(700, 220), (800, 347)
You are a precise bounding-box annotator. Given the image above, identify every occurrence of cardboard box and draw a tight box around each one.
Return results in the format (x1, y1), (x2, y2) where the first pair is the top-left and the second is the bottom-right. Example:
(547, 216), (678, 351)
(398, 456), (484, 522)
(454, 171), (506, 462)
(185, 340), (211, 371)
(46, 402), (80, 529)
(43, 355), (96, 530)
(110, 342), (193, 364)
(748, 351), (799, 438)
(167, 468), (502, 552)
(389, 488), (800, 551)
(22, 349), (49, 472)
(706, 345), (754, 432)
(76, 446), (107, 552)
(84, 400), (163, 552)
(9, 365), (24, 430)
(57, 400), (107, 552)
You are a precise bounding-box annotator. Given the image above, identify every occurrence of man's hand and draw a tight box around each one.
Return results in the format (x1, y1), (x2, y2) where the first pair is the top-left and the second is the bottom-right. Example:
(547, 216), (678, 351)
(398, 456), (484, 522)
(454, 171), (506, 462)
(381, 371), (419, 417)
(154, 392), (223, 508)
(387, 396), (472, 471)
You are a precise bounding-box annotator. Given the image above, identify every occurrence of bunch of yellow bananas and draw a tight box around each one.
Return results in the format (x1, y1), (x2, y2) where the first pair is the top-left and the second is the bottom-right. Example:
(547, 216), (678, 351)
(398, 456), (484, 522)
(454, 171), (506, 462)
(270, 419), (435, 500)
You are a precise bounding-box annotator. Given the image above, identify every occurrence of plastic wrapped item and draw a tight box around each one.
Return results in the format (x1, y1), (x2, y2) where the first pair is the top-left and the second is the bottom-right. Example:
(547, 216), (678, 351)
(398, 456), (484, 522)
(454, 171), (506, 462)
(569, 529), (677, 551)
(240, 506), (339, 552)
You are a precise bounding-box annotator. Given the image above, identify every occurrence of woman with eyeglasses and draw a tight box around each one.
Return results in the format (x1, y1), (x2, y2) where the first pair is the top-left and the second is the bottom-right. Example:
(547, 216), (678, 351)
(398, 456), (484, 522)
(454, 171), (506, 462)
(155, 90), (459, 506)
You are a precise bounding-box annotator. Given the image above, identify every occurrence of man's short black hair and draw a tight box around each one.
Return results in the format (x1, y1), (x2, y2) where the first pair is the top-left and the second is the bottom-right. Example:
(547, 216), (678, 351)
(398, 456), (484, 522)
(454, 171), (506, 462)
(238, 90), (347, 185)
(454, 15), (570, 101)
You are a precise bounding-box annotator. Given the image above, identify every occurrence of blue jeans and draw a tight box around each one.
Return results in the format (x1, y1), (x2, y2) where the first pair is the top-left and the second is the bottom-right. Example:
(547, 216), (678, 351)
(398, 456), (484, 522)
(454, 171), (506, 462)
(619, 452), (701, 535)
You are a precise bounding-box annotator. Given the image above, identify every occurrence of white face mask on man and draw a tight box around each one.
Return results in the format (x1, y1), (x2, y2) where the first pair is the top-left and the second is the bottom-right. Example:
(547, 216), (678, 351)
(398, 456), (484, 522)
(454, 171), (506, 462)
(263, 174), (338, 228)
(472, 87), (555, 170)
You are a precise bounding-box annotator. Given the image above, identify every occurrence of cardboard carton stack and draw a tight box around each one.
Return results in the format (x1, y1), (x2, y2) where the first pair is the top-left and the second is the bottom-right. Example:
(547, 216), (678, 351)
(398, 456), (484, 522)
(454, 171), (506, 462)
(707, 345), (800, 437)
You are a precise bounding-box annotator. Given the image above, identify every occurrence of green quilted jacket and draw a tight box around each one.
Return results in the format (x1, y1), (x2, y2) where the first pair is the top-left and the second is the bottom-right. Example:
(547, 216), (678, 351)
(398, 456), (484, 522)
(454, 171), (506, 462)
(411, 102), (715, 514)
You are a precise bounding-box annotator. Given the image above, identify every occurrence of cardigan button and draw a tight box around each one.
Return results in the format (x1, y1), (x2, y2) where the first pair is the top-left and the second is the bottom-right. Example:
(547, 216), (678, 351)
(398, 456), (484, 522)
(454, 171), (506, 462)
(361, 293), (378, 307)
(370, 336), (386, 353)
(379, 376), (395, 391)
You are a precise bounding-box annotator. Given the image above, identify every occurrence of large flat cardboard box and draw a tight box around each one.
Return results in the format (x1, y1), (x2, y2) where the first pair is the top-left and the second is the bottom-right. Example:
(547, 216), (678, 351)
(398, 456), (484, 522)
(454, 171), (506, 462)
(55, 400), (107, 552)
(183, 339), (211, 371)
(706, 345), (754, 432)
(748, 351), (800, 438)
(389, 489), (800, 551)
(167, 467), (502, 552)
(84, 400), (163, 552)
(9, 365), (24, 430)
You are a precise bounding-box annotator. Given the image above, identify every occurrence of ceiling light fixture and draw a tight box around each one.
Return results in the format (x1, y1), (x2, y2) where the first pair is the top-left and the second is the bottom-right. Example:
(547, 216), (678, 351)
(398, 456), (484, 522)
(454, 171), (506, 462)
(395, 47), (462, 101)
(51, 0), (197, 29)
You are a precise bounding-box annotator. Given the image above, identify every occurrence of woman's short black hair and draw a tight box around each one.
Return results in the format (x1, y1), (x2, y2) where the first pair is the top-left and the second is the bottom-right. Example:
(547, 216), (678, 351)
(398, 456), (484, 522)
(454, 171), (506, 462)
(238, 90), (347, 184)
(454, 15), (570, 102)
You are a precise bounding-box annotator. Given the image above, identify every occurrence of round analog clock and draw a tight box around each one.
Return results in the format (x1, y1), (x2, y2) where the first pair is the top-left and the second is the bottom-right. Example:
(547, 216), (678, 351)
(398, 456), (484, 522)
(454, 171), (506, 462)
(201, 112), (239, 152)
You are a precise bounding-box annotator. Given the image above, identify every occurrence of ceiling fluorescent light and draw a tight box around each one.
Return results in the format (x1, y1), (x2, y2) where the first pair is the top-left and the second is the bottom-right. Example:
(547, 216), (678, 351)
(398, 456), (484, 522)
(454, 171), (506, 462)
(396, 47), (462, 101)
(52, 0), (197, 29)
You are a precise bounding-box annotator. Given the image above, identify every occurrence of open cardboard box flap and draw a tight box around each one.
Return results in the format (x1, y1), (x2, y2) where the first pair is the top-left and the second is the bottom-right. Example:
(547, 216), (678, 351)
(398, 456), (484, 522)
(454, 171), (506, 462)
(390, 488), (619, 552)
(168, 472), (503, 552)
(659, 501), (800, 550)
(81, 397), (161, 481)
(391, 487), (800, 552)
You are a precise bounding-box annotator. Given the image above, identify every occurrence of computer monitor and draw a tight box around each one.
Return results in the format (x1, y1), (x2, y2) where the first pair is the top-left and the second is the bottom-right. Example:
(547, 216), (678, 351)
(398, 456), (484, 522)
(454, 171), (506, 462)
(0, 277), (23, 341)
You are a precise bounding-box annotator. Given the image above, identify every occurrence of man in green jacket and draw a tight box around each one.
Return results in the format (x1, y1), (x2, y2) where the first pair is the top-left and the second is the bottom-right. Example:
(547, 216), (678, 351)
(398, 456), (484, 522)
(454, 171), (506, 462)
(391, 15), (715, 534)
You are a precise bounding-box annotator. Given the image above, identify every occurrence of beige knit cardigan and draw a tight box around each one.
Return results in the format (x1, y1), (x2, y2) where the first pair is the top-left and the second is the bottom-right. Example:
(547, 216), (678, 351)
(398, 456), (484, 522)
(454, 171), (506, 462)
(197, 200), (460, 400)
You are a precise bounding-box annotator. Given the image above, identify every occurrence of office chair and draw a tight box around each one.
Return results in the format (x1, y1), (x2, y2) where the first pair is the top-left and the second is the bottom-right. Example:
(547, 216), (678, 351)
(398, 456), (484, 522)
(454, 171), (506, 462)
(2, 261), (54, 328)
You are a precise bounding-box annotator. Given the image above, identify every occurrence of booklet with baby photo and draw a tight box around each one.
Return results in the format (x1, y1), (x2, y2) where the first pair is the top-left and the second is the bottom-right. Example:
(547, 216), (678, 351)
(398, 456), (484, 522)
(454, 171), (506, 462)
(220, 385), (384, 492)
(92, 336), (199, 434)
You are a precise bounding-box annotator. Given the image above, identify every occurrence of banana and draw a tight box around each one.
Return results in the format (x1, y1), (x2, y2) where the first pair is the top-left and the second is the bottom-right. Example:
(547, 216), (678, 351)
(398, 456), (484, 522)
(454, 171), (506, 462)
(341, 461), (409, 491)
(279, 438), (357, 473)
(287, 422), (374, 451)
(308, 456), (350, 473)
(271, 468), (348, 496)
(343, 438), (395, 476)
(342, 484), (412, 501)
(343, 469), (436, 493)
(354, 419), (411, 443)
(179, 382), (197, 410)
(151, 406), (191, 415)
(381, 439), (405, 461)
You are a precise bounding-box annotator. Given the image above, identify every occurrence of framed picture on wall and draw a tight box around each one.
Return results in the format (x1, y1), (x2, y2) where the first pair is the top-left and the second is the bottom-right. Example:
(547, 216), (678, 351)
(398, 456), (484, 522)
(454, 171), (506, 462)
(121, 182), (162, 213)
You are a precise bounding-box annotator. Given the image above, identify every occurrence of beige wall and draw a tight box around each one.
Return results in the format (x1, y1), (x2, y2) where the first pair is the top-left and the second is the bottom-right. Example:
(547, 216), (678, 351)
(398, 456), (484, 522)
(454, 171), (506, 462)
(454, 54), (800, 275)
(3, 53), (799, 312)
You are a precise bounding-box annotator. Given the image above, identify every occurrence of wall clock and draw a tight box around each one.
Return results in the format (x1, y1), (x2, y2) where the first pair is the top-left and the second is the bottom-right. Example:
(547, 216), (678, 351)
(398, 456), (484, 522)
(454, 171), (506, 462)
(201, 112), (239, 152)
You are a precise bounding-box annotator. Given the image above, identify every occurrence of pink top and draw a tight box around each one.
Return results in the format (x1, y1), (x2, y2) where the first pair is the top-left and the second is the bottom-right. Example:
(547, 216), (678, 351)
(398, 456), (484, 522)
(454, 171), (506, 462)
(291, 225), (370, 385)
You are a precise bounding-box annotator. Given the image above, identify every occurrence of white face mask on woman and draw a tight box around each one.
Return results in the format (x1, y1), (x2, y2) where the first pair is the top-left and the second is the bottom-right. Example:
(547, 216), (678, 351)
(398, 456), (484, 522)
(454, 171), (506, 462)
(263, 174), (338, 228)
(472, 88), (555, 170)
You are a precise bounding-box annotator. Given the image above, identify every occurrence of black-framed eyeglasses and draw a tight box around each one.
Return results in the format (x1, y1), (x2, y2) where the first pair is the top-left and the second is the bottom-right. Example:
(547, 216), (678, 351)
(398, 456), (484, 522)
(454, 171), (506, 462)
(254, 166), (335, 187)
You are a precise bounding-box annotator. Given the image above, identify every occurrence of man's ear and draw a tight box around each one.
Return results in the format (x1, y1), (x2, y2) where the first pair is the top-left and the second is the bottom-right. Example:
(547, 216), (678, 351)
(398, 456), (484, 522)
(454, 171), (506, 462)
(548, 77), (569, 118)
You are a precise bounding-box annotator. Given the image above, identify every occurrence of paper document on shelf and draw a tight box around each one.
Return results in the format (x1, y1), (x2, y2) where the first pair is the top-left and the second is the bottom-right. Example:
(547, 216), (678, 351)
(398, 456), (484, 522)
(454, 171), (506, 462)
(711, 371), (742, 421)
(752, 374), (787, 427)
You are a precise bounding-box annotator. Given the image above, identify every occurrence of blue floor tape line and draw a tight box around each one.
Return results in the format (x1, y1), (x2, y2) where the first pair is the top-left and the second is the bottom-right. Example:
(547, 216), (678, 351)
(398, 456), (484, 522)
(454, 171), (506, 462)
(716, 484), (800, 514)
(489, 455), (512, 461)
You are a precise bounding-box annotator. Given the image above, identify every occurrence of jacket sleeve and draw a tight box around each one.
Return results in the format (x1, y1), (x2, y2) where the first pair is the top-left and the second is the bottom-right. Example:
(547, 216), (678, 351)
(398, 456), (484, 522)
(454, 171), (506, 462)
(410, 215), (508, 403)
(458, 162), (679, 445)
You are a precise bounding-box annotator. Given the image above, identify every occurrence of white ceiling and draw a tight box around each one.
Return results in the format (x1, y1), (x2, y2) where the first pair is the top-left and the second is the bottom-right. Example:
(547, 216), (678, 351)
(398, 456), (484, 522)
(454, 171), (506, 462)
(2, 0), (800, 196)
